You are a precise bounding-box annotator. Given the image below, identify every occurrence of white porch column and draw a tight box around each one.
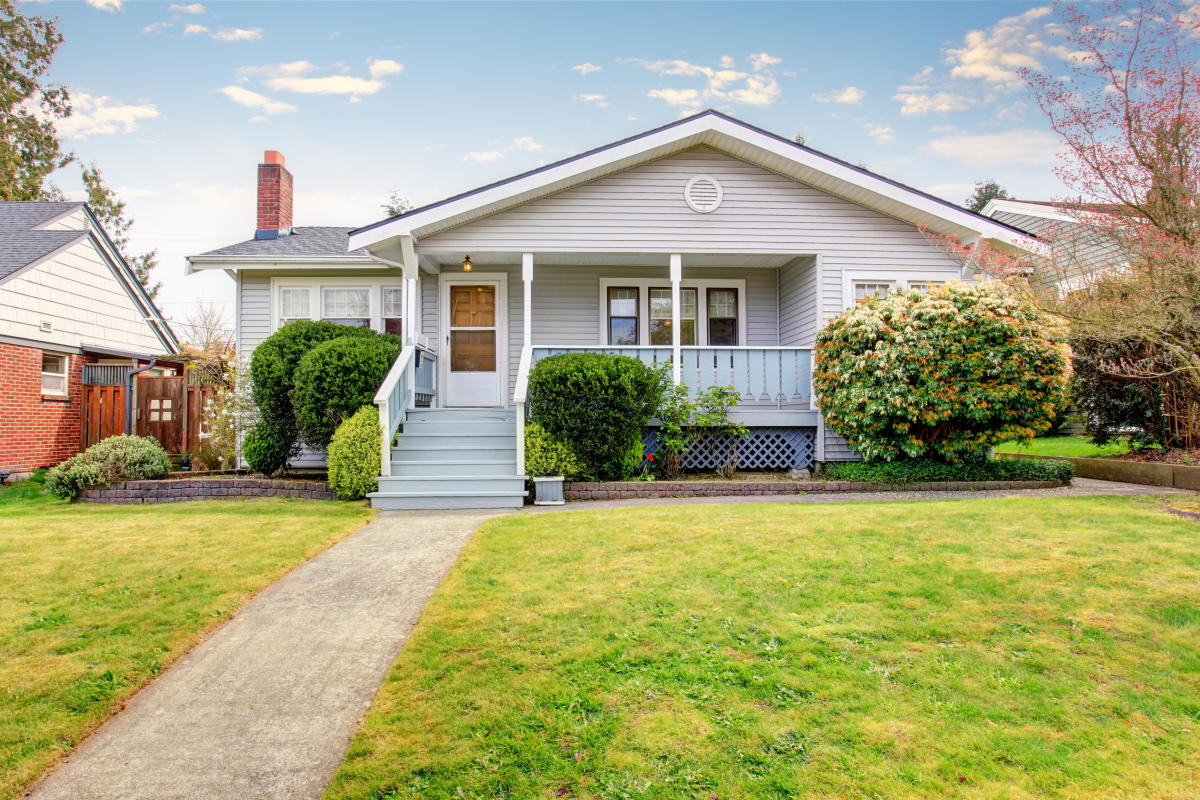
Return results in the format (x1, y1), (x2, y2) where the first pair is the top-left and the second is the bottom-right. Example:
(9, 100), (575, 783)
(522, 252), (533, 349)
(670, 253), (682, 384)
(399, 236), (420, 346)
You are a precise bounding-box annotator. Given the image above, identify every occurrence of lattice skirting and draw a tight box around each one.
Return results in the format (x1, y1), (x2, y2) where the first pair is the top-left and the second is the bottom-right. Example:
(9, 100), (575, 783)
(642, 426), (816, 471)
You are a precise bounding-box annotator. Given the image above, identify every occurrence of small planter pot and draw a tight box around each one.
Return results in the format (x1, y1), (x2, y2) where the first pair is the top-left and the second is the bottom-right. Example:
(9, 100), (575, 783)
(532, 476), (565, 505)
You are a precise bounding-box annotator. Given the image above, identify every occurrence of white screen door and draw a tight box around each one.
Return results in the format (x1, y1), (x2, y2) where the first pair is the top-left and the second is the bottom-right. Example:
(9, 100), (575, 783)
(442, 278), (503, 406)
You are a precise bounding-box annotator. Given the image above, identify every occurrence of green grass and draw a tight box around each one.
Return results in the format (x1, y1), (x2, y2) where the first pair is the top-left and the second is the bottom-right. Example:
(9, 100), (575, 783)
(996, 435), (1130, 458)
(0, 482), (373, 799)
(326, 497), (1200, 800)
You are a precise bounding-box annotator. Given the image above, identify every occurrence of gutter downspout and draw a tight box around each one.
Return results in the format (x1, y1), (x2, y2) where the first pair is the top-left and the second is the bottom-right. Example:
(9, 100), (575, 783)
(125, 358), (157, 435)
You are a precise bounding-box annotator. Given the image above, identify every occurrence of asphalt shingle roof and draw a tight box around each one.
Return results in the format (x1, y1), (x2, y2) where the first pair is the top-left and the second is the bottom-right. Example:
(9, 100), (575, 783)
(193, 227), (367, 259)
(0, 202), (87, 279)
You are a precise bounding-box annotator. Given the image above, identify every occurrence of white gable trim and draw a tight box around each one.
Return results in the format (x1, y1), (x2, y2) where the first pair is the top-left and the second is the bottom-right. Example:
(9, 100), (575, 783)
(350, 111), (1032, 253)
(982, 199), (1077, 223)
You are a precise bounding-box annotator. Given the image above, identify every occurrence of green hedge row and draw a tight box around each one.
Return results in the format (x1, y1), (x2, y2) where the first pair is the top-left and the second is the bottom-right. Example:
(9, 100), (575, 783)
(822, 457), (1073, 484)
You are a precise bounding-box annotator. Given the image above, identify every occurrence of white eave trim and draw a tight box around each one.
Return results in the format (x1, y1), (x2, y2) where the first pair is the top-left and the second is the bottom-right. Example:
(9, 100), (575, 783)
(981, 199), (1078, 224)
(349, 112), (1032, 252)
(186, 255), (378, 272)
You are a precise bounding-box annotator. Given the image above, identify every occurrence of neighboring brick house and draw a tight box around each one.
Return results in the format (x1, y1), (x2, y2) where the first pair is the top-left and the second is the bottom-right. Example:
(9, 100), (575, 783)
(0, 202), (179, 479)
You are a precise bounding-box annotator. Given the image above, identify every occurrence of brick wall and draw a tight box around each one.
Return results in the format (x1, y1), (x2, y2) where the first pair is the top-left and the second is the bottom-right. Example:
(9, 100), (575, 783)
(0, 342), (91, 474)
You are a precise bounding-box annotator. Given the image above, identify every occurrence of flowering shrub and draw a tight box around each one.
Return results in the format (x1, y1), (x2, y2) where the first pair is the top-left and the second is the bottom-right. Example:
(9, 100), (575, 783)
(327, 406), (381, 501)
(45, 435), (171, 499)
(813, 283), (1070, 462)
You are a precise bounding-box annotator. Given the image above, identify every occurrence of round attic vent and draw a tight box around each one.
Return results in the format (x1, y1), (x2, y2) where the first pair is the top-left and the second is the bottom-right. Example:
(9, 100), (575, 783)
(683, 174), (723, 213)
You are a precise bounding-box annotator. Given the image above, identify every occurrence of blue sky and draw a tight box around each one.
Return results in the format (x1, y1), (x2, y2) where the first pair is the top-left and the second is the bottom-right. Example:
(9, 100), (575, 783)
(28, 0), (1070, 328)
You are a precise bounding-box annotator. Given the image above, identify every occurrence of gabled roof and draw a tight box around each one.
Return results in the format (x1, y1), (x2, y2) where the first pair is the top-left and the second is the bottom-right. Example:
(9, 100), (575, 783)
(0, 200), (180, 353)
(0, 202), (88, 279)
(189, 227), (370, 262)
(981, 199), (1079, 227)
(350, 109), (1033, 252)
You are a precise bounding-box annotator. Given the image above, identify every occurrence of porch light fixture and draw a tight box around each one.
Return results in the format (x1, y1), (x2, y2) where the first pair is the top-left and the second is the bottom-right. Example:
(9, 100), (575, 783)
(462, 255), (473, 272)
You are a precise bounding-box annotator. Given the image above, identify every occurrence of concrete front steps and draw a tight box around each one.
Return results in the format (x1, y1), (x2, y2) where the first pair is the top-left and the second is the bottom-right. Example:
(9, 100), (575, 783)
(369, 408), (527, 510)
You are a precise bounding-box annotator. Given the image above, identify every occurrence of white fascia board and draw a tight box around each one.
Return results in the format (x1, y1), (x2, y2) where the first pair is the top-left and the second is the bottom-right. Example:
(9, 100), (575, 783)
(350, 112), (1031, 252)
(187, 256), (378, 272)
(982, 199), (1077, 223)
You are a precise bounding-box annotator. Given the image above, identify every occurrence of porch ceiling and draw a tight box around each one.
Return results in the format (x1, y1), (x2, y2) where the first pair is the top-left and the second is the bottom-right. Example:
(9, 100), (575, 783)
(418, 251), (800, 269)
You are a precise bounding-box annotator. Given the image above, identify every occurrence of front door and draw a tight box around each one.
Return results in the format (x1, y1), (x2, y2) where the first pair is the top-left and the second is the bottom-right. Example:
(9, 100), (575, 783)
(442, 276), (504, 406)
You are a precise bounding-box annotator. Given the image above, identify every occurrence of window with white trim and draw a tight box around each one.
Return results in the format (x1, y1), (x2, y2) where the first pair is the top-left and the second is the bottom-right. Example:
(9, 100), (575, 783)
(607, 287), (639, 345)
(41, 352), (68, 396)
(853, 280), (895, 302)
(279, 287), (311, 323)
(908, 280), (946, 295)
(321, 287), (370, 328)
(599, 278), (745, 346)
(649, 287), (696, 346)
(382, 286), (404, 336)
(707, 288), (739, 346)
(845, 273), (958, 309)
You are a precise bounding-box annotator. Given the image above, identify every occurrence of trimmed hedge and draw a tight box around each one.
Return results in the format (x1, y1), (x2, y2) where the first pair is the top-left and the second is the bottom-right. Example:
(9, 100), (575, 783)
(327, 406), (381, 501)
(45, 435), (171, 499)
(524, 421), (587, 480)
(292, 336), (401, 448)
(528, 353), (664, 481)
(243, 421), (294, 477)
(822, 457), (1074, 484)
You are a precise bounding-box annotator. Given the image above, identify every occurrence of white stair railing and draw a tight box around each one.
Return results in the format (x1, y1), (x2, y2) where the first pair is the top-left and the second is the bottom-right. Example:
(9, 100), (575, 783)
(374, 344), (437, 478)
(512, 345), (533, 475)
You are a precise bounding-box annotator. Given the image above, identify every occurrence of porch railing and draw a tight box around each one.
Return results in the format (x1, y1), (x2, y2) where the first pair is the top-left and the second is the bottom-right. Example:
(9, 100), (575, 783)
(374, 344), (437, 478)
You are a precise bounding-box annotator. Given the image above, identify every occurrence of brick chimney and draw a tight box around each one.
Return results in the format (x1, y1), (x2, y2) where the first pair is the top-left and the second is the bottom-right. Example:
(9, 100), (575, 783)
(254, 150), (293, 240)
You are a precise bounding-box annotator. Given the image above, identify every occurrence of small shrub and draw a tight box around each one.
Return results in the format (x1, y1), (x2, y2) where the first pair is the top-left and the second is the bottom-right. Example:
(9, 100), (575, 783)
(814, 283), (1071, 462)
(327, 406), (381, 501)
(45, 435), (171, 499)
(243, 421), (296, 477)
(620, 434), (648, 480)
(694, 385), (748, 479)
(822, 457), (1074, 484)
(292, 336), (402, 448)
(655, 383), (696, 480)
(524, 421), (586, 480)
(528, 353), (665, 481)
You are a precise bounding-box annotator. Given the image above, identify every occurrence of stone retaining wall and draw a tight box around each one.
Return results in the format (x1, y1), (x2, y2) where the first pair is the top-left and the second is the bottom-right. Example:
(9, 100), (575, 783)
(999, 452), (1200, 490)
(565, 479), (1065, 501)
(79, 478), (338, 504)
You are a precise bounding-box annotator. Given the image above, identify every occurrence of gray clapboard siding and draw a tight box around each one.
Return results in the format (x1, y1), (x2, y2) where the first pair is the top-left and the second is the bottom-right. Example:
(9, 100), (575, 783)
(778, 256), (816, 346)
(237, 274), (273, 359)
(991, 210), (1125, 282)
(823, 427), (860, 462)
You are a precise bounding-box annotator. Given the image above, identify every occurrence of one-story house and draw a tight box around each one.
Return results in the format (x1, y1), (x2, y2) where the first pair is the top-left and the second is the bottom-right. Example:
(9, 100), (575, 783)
(0, 202), (180, 479)
(188, 110), (1030, 509)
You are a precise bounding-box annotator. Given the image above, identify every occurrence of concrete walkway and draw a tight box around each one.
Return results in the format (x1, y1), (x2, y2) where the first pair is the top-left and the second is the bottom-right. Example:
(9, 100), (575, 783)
(28, 509), (507, 800)
(525, 477), (1190, 512)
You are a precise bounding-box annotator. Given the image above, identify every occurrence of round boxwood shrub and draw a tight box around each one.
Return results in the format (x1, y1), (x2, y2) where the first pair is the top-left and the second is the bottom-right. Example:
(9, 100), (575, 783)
(243, 420), (295, 477)
(528, 353), (665, 481)
(524, 421), (586, 480)
(46, 435), (171, 499)
(291, 335), (402, 448)
(327, 405), (381, 500)
(813, 283), (1070, 462)
(249, 321), (400, 465)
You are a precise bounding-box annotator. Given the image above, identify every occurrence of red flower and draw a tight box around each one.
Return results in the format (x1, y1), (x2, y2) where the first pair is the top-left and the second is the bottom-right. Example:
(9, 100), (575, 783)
(647, 453), (655, 462)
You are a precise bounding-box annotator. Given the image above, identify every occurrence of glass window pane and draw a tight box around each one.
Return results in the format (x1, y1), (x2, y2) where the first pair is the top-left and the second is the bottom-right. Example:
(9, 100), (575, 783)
(908, 280), (945, 295)
(323, 318), (371, 328)
(854, 281), (894, 302)
(648, 288), (696, 346)
(280, 288), (310, 319)
(384, 318), (403, 336)
(608, 287), (638, 317)
(382, 287), (404, 317)
(41, 374), (66, 394)
(450, 330), (496, 372)
(609, 317), (638, 345)
(708, 289), (737, 318)
(323, 287), (370, 318)
(709, 318), (737, 346)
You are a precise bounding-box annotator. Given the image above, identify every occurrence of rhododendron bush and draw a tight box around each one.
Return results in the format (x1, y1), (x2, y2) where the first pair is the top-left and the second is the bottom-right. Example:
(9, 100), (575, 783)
(813, 284), (1070, 463)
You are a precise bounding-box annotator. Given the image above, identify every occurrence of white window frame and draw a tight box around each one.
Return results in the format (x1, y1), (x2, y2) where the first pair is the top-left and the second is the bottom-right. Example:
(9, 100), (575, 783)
(41, 351), (69, 397)
(842, 270), (960, 310)
(597, 277), (747, 346)
(270, 277), (405, 334)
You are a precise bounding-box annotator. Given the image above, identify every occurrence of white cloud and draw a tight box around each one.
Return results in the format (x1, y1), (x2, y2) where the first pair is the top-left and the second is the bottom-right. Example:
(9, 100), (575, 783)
(85, 0), (122, 11)
(238, 61), (391, 96)
(142, 21), (172, 34)
(169, 2), (206, 13)
(812, 85), (864, 105)
(893, 90), (973, 116)
(865, 123), (895, 144)
(572, 62), (602, 76)
(212, 27), (263, 42)
(944, 6), (1059, 91)
(462, 150), (505, 163)
(634, 52), (783, 112)
(924, 128), (1061, 165)
(576, 93), (609, 108)
(218, 86), (297, 115)
(183, 23), (208, 35)
(55, 93), (160, 138)
(510, 137), (543, 151)
(368, 59), (404, 79)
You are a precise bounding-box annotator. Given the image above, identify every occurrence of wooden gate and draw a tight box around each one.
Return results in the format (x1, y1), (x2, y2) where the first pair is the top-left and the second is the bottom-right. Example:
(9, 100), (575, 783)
(136, 376), (187, 454)
(81, 385), (126, 448)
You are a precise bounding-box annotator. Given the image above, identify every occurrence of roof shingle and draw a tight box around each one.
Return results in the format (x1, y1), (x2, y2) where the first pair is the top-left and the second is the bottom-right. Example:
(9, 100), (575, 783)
(0, 202), (87, 279)
(192, 227), (366, 259)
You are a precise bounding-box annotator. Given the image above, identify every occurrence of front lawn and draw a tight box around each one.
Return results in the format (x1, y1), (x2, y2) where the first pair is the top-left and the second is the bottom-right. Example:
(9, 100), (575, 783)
(327, 497), (1200, 799)
(0, 483), (373, 799)
(996, 435), (1131, 458)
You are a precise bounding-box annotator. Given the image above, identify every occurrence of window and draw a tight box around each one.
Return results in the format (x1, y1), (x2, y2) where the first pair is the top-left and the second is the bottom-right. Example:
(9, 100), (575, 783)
(607, 287), (638, 345)
(649, 288), (697, 346)
(853, 281), (895, 302)
(707, 288), (739, 346)
(322, 287), (370, 328)
(382, 286), (404, 337)
(908, 280), (946, 295)
(279, 287), (311, 323)
(41, 352), (68, 396)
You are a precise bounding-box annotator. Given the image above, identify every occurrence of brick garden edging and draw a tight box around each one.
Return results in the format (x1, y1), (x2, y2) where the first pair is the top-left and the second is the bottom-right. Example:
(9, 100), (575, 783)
(79, 478), (338, 504)
(565, 479), (1067, 501)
